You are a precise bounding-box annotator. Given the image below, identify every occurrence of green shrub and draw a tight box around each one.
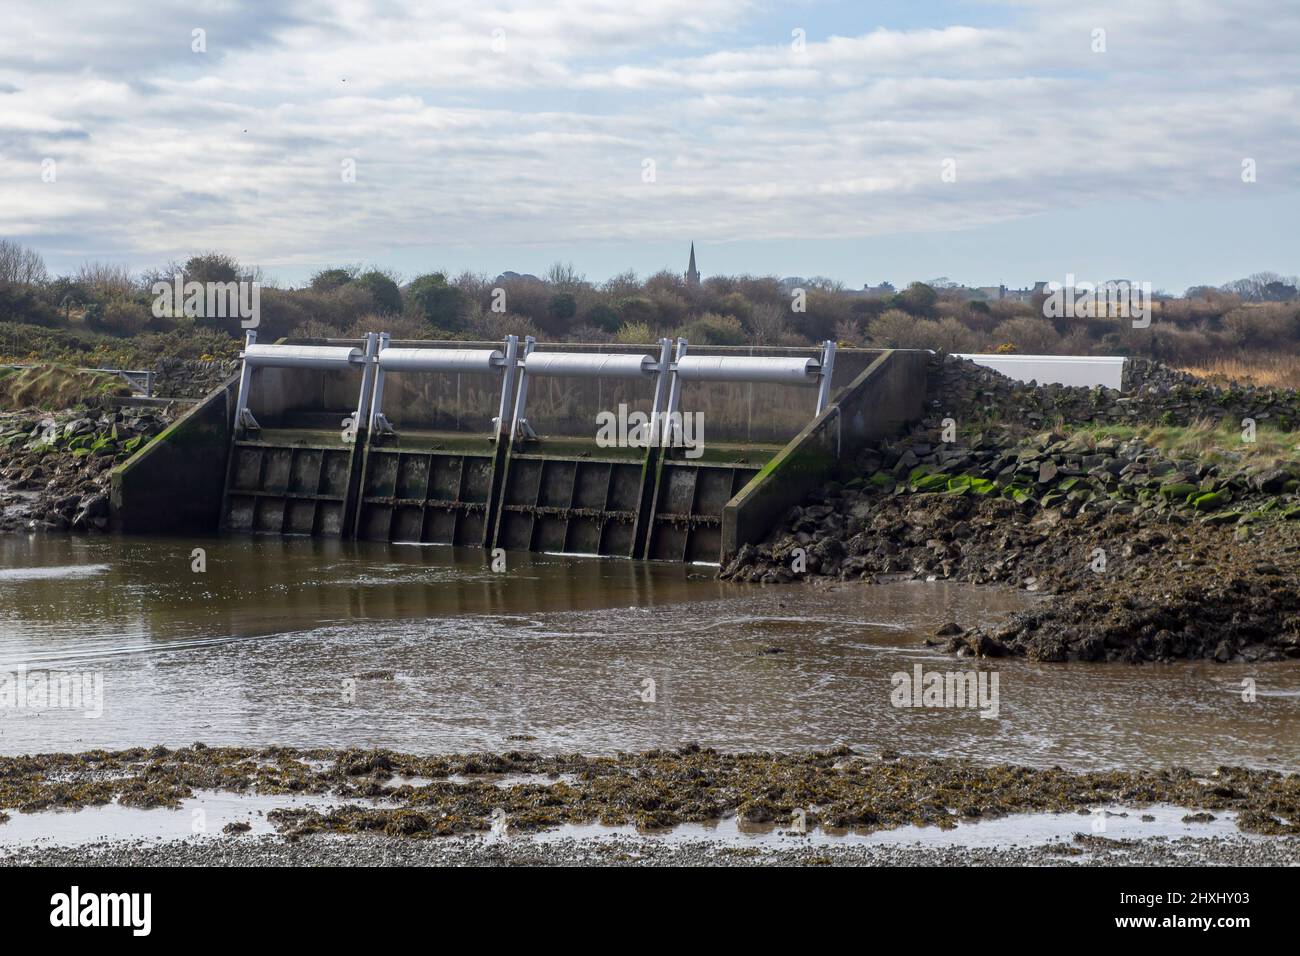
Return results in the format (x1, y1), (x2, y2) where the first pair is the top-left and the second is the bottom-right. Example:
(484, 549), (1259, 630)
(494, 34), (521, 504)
(310, 267), (356, 292)
(353, 271), (402, 314)
(407, 273), (467, 331)
(681, 312), (746, 346)
(583, 303), (620, 333)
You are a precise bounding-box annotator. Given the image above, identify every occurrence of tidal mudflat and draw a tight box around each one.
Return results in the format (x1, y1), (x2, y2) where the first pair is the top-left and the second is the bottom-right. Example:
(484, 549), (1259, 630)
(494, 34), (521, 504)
(2, 535), (1298, 862)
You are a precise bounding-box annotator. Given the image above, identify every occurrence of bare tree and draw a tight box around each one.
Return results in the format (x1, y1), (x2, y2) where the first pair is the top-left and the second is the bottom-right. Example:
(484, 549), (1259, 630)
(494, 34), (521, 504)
(1221, 272), (1300, 301)
(0, 238), (48, 286)
(601, 270), (640, 299)
(748, 302), (788, 345)
(546, 261), (585, 290)
(76, 261), (136, 296)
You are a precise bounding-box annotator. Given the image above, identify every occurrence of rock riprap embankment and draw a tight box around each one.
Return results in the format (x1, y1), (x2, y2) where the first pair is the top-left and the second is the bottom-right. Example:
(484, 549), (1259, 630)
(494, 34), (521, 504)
(150, 357), (238, 399)
(0, 405), (175, 532)
(723, 355), (1300, 663)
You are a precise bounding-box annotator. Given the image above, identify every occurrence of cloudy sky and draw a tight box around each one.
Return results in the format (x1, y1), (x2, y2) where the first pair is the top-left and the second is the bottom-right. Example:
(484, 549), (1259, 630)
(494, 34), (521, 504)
(1, 0), (1297, 290)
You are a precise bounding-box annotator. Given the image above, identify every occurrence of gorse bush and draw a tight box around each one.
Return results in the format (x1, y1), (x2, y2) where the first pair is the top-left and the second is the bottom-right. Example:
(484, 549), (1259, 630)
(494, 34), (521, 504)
(614, 321), (653, 344)
(991, 317), (1060, 354)
(680, 312), (747, 346)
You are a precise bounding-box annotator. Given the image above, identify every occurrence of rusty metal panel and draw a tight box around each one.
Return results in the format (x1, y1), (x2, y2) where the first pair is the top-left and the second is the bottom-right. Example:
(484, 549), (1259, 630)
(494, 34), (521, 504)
(232, 447), (263, 491)
(252, 497), (285, 534)
(321, 450), (352, 497)
(288, 449), (322, 494)
(645, 461), (759, 563)
(494, 453), (646, 558)
(224, 442), (353, 537)
(222, 428), (763, 561)
(355, 448), (495, 546)
(394, 455), (429, 500)
(285, 499), (318, 535)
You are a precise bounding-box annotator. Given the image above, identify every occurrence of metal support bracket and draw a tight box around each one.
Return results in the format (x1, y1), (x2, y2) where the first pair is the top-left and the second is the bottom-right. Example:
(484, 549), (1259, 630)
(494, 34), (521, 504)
(815, 339), (837, 415)
(349, 332), (379, 440)
(662, 337), (688, 449)
(492, 334), (520, 441)
(233, 329), (259, 437)
(647, 337), (673, 448)
(366, 332), (391, 435)
(508, 336), (537, 445)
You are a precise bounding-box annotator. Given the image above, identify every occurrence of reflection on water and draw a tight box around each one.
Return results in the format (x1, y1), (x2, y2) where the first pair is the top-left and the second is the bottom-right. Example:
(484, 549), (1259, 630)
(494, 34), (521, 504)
(0, 534), (1297, 771)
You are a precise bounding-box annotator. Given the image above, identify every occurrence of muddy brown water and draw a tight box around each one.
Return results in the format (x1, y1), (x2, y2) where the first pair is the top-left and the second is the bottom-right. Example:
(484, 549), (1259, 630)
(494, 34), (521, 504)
(0, 534), (1296, 771)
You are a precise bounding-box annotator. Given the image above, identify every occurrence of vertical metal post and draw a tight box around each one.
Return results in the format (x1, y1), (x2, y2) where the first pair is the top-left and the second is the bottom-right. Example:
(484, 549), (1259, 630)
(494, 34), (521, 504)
(353, 332), (379, 434)
(367, 332), (390, 431)
(508, 336), (536, 444)
(662, 337), (688, 449)
(494, 334), (519, 440)
(647, 337), (672, 448)
(815, 339), (837, 415)
(232, 329), (257, 433)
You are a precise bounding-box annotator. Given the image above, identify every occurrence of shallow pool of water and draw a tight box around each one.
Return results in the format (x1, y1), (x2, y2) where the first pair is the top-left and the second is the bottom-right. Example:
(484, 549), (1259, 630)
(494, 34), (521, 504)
(0, 794), (1250, 852)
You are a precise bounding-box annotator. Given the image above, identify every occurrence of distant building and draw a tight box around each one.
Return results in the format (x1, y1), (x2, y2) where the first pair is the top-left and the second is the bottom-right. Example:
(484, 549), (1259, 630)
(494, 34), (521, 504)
(685, 243), (700, 288)
(493, 271), (543, 284)
(985, 282), (1047, 304)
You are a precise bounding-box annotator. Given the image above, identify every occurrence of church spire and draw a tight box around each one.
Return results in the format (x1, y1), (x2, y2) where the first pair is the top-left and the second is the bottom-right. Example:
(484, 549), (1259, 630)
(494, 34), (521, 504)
(686, 242), (700, 287)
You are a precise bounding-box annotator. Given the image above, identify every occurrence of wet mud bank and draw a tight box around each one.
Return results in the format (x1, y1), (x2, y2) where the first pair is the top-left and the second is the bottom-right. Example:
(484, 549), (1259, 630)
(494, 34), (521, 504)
(2, 745), (1297, 840)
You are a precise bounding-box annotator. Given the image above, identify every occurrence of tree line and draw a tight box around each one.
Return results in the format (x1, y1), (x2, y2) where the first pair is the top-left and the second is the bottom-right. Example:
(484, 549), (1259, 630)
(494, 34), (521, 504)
(2, 240), (1298, 375)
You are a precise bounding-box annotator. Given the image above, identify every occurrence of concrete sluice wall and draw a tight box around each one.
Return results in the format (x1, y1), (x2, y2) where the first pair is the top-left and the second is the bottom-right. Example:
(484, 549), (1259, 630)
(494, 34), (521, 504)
(112, 341), (928, 563)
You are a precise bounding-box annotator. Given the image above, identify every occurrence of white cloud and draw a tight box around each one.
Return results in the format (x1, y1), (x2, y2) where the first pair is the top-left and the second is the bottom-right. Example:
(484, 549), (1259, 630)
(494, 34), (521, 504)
(0, 0), (1297, 276)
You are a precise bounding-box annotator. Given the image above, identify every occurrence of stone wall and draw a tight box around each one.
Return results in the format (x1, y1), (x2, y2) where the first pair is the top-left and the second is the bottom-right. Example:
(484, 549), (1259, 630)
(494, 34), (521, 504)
(152, 358), (240, 399)
(936, 354), (1300, 432)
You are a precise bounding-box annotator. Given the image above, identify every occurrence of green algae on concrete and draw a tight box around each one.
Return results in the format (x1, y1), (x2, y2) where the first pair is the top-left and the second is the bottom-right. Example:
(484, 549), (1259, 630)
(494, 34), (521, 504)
(110, 376), (239, 534)
(721, 350), (929, 562)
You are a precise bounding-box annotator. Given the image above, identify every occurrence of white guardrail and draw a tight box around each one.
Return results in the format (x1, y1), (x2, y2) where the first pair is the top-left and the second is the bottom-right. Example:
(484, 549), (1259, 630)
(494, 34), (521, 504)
(955, 354), (1126, 389)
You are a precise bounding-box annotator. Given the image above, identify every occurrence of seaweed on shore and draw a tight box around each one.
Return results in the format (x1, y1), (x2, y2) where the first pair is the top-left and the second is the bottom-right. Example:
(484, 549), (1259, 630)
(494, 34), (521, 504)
(1, 745), (1297, 840)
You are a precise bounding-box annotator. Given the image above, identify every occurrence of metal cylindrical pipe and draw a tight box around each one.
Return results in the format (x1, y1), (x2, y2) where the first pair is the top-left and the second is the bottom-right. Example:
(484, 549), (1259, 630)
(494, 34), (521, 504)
(524, 351), (657, 378)
(378, 347), (503, 373)
(674, 354), (819, 385)
(243, 344), (361, 370)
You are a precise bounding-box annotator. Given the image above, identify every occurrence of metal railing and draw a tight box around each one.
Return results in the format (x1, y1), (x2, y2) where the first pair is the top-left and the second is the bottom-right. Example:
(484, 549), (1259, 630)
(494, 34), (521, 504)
(231, 334), (837, 443)
(3, 364), (154, 397)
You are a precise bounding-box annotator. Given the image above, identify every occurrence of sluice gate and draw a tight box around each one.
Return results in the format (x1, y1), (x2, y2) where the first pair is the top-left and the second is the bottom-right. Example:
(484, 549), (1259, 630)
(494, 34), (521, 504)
(112, 333), (929, 563)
